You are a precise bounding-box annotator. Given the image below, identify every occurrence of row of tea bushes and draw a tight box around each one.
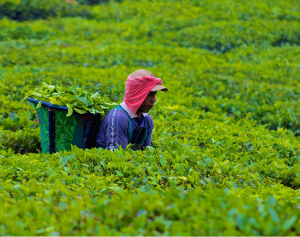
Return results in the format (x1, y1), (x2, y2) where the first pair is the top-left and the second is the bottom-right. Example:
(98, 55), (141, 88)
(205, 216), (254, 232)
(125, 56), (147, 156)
(0, 0), (122, 21)
(1, 41), (300, 132)
(0, 0), (87, 21)
(1, 109), (300, 192)
(1, 0), (299, 22)
(1, 122), (300, 235)
(1, 40), (298, 85)
(1, 16), (299, 51)
(1, 186), (300, 235)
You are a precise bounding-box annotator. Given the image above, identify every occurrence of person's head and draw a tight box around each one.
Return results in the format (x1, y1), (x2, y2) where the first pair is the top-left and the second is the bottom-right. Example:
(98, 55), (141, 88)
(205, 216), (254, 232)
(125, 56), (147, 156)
(124, 69), (168, 115)
(137, 91), (157, 113)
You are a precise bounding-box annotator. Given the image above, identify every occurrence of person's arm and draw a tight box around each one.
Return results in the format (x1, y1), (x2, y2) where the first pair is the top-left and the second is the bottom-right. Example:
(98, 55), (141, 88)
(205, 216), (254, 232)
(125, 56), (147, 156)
(143, 116), (154, 148)
(105, 109), (130, 150)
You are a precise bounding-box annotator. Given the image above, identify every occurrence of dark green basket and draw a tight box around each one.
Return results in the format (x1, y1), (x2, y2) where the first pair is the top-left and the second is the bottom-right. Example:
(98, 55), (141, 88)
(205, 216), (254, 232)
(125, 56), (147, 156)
(28, 98), (101, 154)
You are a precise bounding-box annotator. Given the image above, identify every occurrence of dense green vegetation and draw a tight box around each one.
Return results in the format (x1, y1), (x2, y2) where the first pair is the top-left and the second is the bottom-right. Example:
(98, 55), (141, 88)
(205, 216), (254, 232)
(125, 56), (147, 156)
(1, 0), (300, 235)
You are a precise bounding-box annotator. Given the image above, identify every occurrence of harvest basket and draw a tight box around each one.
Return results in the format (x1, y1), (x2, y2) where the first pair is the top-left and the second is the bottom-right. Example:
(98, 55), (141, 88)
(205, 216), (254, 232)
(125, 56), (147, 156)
(28, 98), (101, 154)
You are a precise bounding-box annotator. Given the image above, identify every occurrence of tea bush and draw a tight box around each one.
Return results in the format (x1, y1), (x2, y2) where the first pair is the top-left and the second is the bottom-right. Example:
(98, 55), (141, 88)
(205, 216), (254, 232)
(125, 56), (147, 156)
(0, 128), (41, 154)
(1, 0), (300, 235)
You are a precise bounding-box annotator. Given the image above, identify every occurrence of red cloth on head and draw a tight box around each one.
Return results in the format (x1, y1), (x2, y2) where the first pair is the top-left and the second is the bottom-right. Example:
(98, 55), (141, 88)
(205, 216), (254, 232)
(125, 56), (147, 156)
(124, 75), (162, 115)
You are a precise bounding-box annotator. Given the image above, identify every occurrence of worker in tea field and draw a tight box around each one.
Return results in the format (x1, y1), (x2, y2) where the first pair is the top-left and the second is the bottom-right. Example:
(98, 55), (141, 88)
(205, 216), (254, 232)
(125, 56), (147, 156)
(96, 69), (168, 151)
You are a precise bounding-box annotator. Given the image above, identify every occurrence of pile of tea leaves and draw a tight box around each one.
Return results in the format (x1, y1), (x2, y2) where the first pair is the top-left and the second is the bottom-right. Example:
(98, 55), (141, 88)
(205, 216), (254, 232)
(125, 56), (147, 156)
(27, 82), (118, 117)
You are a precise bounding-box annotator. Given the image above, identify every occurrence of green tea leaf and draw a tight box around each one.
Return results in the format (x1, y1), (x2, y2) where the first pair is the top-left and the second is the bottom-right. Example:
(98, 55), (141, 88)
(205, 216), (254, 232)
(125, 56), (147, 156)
(266, 196), (277, 207)
(67, 105), (73, 117)
(36, 100), (42, 109)
(60, 154), (75, 166)
(74, 107), (86, 114)
(160, 156), (166, 166)
(282, 216), (297, 231)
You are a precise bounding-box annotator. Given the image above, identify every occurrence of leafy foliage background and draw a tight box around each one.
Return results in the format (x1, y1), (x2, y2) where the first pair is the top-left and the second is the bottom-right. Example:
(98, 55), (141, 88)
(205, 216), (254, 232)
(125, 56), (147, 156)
(0, 0), (300, 235)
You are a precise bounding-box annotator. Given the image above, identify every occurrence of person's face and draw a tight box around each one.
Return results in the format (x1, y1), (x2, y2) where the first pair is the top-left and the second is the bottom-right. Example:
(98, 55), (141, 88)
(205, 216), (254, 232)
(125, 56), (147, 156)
(137, 91), (157, 113)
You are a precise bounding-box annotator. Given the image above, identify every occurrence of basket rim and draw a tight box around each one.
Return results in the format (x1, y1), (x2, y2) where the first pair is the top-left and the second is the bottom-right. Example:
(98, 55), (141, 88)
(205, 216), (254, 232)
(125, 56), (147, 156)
(27, 97), (102, 117)
(27, 97), (69, 111)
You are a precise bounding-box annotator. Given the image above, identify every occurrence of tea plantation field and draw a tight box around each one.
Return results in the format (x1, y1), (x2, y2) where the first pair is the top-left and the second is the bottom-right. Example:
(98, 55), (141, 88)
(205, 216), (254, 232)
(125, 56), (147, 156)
(1, 0), (300, 235)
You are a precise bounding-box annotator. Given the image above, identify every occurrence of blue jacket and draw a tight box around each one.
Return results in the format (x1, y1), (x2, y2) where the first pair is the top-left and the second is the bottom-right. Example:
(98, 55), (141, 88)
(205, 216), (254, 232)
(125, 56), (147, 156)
(96, 102), (154, 150)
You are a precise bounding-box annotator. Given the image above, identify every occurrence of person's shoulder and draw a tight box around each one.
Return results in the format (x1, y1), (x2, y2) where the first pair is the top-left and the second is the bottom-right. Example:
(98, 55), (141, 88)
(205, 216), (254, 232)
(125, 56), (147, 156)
(145, 114), (153, 121)
(145, 114), (154, 127)
(103, 107), (129, 121)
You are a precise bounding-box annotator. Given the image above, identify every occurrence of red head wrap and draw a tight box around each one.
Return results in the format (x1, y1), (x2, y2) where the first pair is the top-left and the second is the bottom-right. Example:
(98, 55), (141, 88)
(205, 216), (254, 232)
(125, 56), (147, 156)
(124, 74), (162, 115)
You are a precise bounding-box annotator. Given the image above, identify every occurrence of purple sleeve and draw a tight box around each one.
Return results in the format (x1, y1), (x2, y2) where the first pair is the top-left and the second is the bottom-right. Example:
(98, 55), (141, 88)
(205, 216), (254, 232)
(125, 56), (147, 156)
(105, 109), (130, 150)
(144, 116), (154, 147)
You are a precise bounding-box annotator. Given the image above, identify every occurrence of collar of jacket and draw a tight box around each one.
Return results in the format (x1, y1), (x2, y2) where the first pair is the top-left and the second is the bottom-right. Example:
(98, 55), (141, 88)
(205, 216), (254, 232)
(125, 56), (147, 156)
(120, 101), (148, 119)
